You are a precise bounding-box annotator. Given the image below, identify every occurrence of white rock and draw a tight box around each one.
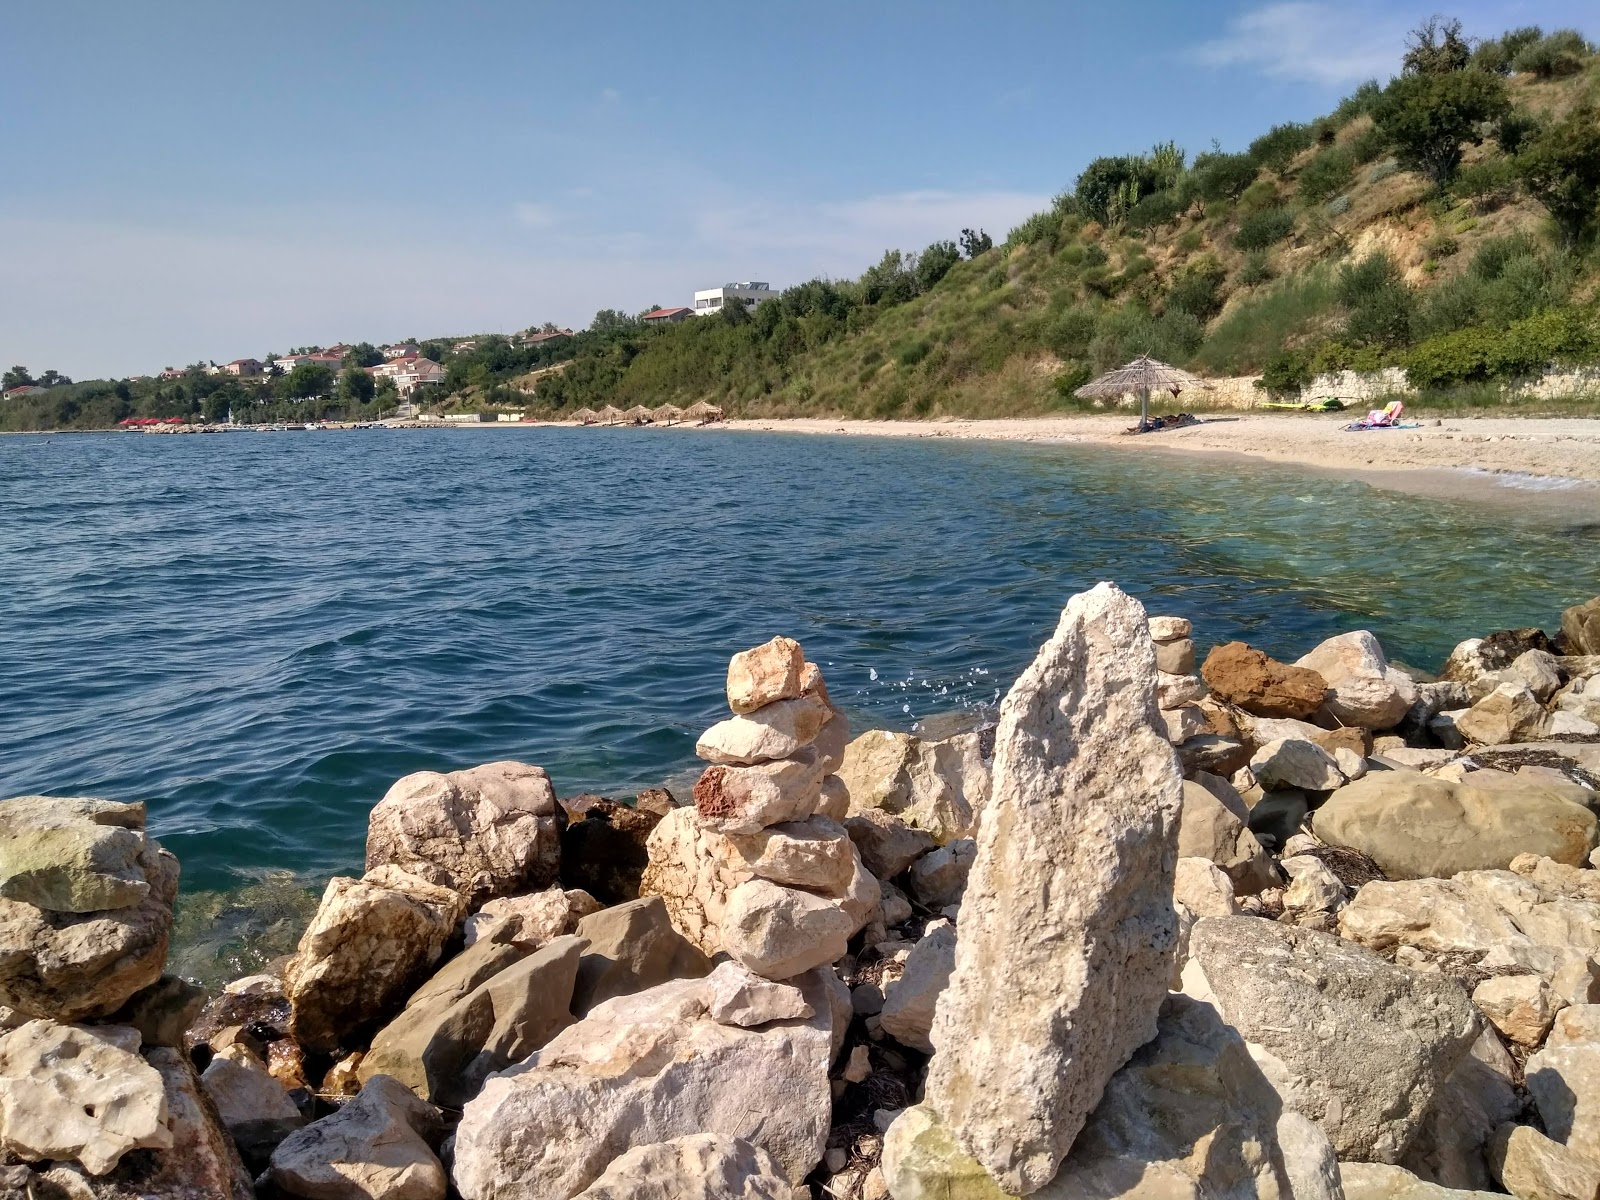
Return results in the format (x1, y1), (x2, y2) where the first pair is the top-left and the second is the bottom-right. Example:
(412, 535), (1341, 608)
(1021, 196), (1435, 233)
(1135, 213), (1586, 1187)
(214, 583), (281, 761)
(720, 879), (854, 980)
(1507, 649), (1564, 703)
(463, 888), (600, 949)
(269, 1073), (446, 1200)
(912, 583), (1182, 1194)
(1156, 671), (1206, 710)
(1296, 630), (1418, 730)
(696, 696), (833, 765)
(691, 752), (827, 835)
(1281, 855), (1348, 915)
(903, 839), (974, 910)
(1251, 738), (1345, 792)
(878, 922), (956, 1054)
(1491, 1121), (1600, 1200)
(1160, 704), (1208, 744)
(1341, 1162), (1502, 1200)
(1525, 1004), (1600, 1161)
(200, 1042), (301, 1131)
(1174, 857), (1237, 917)
(704, 961), (814, 1028)
(571, 1133), (793, 1200)
(1456, 682), (1551, 746)
(1473, 975), (1561, 1047)
(1147, 615), (1192, 643)
(726, 637), (806, 715)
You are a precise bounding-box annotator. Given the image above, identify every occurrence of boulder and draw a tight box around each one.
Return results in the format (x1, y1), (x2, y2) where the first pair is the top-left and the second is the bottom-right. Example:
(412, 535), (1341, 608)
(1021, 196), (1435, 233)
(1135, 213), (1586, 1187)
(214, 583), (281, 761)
(691, 753), (826, 835)
(908, 583), (1182, 1194)
(1201, 641), (1328, 718)
(559, 797), (661, 905)
(878, 922), (956, 1054)
(883, 993), (1341, 1200)
(726, 636), (806, 715)
(1156, 671), (1206, 710)
(1247, 789), (1310, 850)
(1313, 770), (1598, 880)
(360, 936), (584, 1108)
(1509, 650), (1564, 703)
(1456, 682), (1552, 745)
(1174, 858), (1238, 917)
(285, 867), (468, 1054)
(1153, 637), (1195, 675)
(696, 696), (832, 765)
(1341, 1162), (1502, 1200)
(269, 1074), (446, 1200)
(1160, 704), (1207, 744)
(0, 796), (152, 913)
(452, 969), (838, 1200)
(1184, 917), (1480, 1162)
(0, 1020), (171, 1175)
(463, 887), (599, 949)
(1401, 1026), (1521, 1192)
(1250, 738), (1345, 792)
(1178, 776), (1277, 895)
(1281, 855), (1348, 916)
(904, 839), (974, 910)
(1296, 630), (1417, 730)
(724, 817), (859, 895)
(720, 879), (853, 980)
(1526, 1004), (1600, 1162)
(134, 1046), (255, 1200)
(1562, 596), (1600, 656)
(107, 974), (206, 1048)
(200, 1042), (303, 1169)
(570, 896), (711, 1015)
(0, 835), (178, 1022)
(571, 1133), (793, 1199)
(365, 762), (561, 906)
(703, 961), (813, 1028)
(1473, 975), (1560, 1048)
(1491, 1122), (1600, 1200)
(836, 729), (986, 843)
(843, 809), (937, 880)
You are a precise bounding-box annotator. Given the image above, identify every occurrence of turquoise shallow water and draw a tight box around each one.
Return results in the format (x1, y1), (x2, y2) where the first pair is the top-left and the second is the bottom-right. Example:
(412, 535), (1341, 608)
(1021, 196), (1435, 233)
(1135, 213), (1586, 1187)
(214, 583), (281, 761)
(1, 428), (1595, 905)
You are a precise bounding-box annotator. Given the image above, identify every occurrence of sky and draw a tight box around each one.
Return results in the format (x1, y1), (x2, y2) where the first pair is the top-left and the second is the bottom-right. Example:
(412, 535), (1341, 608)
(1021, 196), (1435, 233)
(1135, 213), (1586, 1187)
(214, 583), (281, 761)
(3, 0), (1592, 379)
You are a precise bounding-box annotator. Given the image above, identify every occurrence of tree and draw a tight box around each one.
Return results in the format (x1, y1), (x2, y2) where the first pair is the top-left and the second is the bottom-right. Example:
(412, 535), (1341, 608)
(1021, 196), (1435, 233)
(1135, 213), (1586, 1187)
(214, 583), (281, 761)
(916, 240), (960, 291)
(282, 362), (334, 400)
(1517, 106), (1600, 247)
(959, 228), (993, 258)
(1373, 68), (1509, 187)
(719, 295), (752, 326)
(1402, 17), (1471, 75)
(589, 308), (637, 335)
(339, 366), (376, 406)
(36, 369), (71, 388)
(202, 382), (241, 423)
(3, 366), (33, 390)
(343, 342), (383, 368)
(1339, 253), (1415, 349)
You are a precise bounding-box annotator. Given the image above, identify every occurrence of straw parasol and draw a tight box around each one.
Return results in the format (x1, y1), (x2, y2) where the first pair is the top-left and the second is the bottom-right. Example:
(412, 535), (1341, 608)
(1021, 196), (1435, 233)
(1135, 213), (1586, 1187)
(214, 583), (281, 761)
(652, 403), (683, 426)
(1075, 356), (1211, 430)
(570, 406), (598, 425)
(684, 400), (725, 424)
(623, 405), (653, 425)
(597, 404), (623, 426)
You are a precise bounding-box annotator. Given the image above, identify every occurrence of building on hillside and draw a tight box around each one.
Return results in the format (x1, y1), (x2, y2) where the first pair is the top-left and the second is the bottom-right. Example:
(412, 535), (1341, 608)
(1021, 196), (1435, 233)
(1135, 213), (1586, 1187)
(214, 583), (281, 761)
(273, 355), (313, 372)
(453, 340), (479, 354)
(373, 357), (445, 397)
(693, 282), (778, 316)
(159, 367), (186, 379)
(519, 329), (572, 347)
(641, 306), (695, 326)
(222, 358), (264, 377)
(3, 385), (46, 399)
(383, 343), (419, 360)
(307, 352), (345, 372)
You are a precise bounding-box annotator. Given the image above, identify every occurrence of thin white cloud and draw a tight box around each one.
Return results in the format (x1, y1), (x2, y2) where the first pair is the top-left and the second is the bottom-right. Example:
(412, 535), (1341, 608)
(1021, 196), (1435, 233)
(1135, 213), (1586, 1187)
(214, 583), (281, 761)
(599, 87), (621, 104)
(1193, 2), (1409, 86)
(513, 202), (559, 227)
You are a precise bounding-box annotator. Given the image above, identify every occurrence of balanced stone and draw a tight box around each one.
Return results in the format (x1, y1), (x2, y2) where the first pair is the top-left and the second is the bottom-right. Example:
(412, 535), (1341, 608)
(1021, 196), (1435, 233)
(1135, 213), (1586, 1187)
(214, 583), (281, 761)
(726, 636), (805, 715)
(696, 695), (833, 765)
(1202, 641), (1328, 718)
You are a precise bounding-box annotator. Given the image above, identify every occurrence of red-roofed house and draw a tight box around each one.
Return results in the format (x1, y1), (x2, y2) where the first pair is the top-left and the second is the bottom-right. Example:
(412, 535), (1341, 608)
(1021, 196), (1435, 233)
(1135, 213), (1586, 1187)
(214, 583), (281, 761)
(222, 358), (264, 377)
(642, 307), (694, 326)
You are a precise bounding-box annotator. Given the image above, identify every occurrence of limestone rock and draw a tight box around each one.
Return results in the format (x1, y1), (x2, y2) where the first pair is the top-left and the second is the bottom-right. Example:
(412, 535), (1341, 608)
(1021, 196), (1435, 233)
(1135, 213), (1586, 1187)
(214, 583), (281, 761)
(720, 879), (853, 980)
(0, 796), (151, 913)
(1509, 650), (1565, 703)
(0, 840), (178, 1021)
(1473, 975), (1560, 1047)
(878, 922), (955, 1055)
(884, 993), (1341, 1200)
(135, 1046), (256, 1200)
(1174, 858), (1238, 917)
(1156, 671), (1206, 710)
(285, 867), (468, 1054)
(559, 797), (661, 905)
(1341, 1162), (1502, 1200)
(916, 583), (1182, 1194)
(270, 1074), (446, 1200)
(1562, 596), (1600, 656)
(365, 761), (561, 905)
(1526, 1004), (1600, 1162)
(836, 729), (986, 844)
(571, 1133), (793, 1200)
(0, 1020), (171, 1175)
(1457, 682), (1552, 745)
(200, 1041), (302, 1138)
(571, 896), (711, 1015)
(1201, 641), (1328, 718)
(1183, 916), (1480, 1162)
(727, 637), (806, 715)
(1248, 789), (1310, 850)
(1178, 776), (1277, 895)
(1401, 1026), (1521, 1192)
(905, 839), (974, 910)
(843, 809), (936, 880)
(1147, 615), (1192, 642)
(452, 970), (838, 1200)
(696, 696), (832, 765)
(1313, 770), (1598, 879)
(704, 961), (813, 1028)
(692, 753), (826, 835)
(1492, 1122), (1600, 1200)
(463, 887), (599, 949)
(1282, 855), (1348, 915)
(1296, 630), (1417, 729)
(1160, 704), (1207, 745)
(1251, 737), (1345, 792)
(1153, 637), (1195, 675)
(724, 817), (859, 895)
(107, 974), (206, 1049)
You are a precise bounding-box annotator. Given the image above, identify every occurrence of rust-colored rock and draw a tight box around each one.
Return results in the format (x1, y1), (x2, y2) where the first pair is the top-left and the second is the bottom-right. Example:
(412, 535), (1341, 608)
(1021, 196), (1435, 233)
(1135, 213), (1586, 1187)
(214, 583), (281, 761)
(1202, 642), (1328, 719)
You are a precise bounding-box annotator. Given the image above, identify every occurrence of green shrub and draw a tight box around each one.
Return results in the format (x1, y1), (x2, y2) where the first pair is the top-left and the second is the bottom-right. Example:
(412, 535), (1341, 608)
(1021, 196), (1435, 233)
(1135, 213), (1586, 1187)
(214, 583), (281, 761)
(1237, 179), (1280, 214)
(1511, 30), (1591, 78)
(1237, 250), (1274, 285)
(1081, 243), (1109, 268)
(1049, 306), (1100, 357)
(1234, 207), (1296, 250)
(1326, 195), (1352, 216)
(1165, 256), (1228, 321)
(1349, 123), (1389, 164)
(1299, 146), (1357, 203)
(1405, 307), (1600, 388)
(1495, 111), (1541, 155)
(1473, 26), (1543, 74)
(1367, 159), (1400, 184)
(1177, 229), (1206, 252)
(1424, 233), (1459, 258)
(1186, 152), (1259, 203)
(1006, 208), (1063, 249)
(1125, 189), (1184, 230)
(1192, 264), (1340, 374)
(1256, 348), (1315, 397)
(1333, 81), (1384, 124)
(1450, 157), (1519, 202)
(897, 339), (930, 367)
(1338, 253), (1415, 348)
(1250, 123), (1316, 173)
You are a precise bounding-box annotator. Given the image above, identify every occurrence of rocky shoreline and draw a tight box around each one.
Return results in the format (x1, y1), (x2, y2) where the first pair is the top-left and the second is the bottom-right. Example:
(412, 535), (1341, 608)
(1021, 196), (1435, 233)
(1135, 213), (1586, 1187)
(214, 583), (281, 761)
(3, 591), (1600, 1200)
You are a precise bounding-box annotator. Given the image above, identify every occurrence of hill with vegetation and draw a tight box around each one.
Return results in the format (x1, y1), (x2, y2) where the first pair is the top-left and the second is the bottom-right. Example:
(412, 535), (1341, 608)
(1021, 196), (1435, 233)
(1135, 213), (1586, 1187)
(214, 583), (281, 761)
(6, 19), (1599, 432)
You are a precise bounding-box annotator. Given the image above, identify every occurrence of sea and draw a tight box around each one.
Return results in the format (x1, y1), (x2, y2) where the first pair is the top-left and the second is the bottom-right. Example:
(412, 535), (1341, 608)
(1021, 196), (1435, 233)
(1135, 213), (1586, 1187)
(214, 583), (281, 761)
(2, 427), (1595, 980)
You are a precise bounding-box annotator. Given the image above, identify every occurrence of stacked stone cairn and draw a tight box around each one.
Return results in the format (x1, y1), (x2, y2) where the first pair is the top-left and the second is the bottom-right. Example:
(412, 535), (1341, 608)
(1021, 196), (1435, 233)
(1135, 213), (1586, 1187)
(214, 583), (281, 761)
(642, 635), (879, 979)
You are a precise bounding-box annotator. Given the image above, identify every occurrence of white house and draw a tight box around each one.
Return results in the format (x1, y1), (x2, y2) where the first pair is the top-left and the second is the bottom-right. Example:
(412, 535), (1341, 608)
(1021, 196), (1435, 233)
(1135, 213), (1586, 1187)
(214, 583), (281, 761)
(374, 357), (445, 397)
(693, 281), (778, 315)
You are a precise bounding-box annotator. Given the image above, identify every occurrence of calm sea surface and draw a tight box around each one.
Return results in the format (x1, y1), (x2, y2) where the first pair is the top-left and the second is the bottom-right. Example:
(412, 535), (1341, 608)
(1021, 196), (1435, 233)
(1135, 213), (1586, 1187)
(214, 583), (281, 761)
(1, 427), (1595, 971)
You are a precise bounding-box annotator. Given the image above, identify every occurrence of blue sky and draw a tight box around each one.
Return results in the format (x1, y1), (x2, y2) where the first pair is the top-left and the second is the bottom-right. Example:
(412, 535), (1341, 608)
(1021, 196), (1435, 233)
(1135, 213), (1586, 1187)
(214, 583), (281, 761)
(3, 0), (1590, 379)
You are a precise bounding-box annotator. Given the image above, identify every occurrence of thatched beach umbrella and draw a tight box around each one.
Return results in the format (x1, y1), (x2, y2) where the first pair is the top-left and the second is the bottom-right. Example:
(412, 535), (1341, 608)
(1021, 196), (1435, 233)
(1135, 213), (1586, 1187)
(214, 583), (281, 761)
(623, 405), (653, 425)
(652, 403), (683, 426)
(570, 406), (598, 425)
(597, 404), (623, 426)
(684, 400), (725, 424)
(1075, 356), (1211, 430)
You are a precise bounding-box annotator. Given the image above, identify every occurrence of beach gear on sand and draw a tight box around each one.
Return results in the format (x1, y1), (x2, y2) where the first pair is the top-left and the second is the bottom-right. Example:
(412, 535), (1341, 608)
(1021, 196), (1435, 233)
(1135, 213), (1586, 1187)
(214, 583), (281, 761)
(1261, 398), (1346, 412)
(1076, 356), (1211, 430)
(1344, 400), (1418, 431)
